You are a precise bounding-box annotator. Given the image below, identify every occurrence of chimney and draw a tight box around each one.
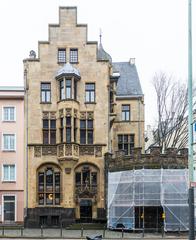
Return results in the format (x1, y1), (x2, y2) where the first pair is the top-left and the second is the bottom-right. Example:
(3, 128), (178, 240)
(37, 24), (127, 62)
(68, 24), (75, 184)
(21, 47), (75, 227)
(129, 58), (135, 65)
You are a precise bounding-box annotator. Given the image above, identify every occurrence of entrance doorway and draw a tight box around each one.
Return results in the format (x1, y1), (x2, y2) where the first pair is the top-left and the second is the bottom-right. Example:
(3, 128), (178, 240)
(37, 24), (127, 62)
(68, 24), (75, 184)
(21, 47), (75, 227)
(3, 196), (15, 222)
(135, 206), (163, 230)
(80, 199), (92, 222)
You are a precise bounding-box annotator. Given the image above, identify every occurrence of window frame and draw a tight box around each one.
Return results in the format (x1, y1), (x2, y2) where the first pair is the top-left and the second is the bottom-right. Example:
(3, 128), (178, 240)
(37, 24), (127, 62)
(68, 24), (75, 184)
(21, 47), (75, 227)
(41, 82), (51, 103)
(58, 48), (66, 64)
(121, 104), (130, 121)
(42, 119), (56, 145)
(80, 119), (94, 144)
(37, 166), (61, 206)
(70, 48), (78, 63)
(2, 164), (16, 182)
(2, 106), (16, 122)
(85, 83), (95, 103)
(118, 134), (134, 155)
(2, 133), (16, 151)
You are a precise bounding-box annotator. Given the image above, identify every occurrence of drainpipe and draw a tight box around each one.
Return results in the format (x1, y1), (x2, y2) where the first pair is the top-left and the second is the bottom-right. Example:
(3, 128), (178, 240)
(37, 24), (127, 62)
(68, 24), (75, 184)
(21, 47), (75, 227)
(24, 69), (28, 221)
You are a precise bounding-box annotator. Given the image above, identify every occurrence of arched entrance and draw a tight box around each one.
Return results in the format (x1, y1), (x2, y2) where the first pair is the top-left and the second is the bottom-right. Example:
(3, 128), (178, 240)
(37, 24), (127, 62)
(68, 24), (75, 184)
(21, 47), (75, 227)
(75, 163), (99, 221)
(80, 199), (92, 222)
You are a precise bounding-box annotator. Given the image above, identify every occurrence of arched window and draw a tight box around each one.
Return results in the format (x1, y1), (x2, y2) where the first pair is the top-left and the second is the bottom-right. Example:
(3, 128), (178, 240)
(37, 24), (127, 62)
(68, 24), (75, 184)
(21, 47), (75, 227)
(38, 166), (61, 205)
(75, 164), (98, 192)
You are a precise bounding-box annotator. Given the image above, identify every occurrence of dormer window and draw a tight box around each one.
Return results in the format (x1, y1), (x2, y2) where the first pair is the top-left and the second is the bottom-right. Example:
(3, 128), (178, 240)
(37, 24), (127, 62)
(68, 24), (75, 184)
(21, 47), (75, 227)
(70, 49), (78, 63)
(58, 48), (66, 63)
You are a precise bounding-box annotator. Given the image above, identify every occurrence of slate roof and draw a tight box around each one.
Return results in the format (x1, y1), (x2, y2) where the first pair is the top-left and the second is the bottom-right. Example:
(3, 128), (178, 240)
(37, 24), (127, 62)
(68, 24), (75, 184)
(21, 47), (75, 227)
(56, 63), (80, 78)
(113, 62), (143, 97)
(97, 43), (112, 63)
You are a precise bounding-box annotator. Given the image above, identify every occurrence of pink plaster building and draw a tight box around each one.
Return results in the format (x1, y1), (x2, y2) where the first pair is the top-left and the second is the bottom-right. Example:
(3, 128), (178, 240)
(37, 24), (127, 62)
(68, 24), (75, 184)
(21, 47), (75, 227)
(0, 87), (24, 224)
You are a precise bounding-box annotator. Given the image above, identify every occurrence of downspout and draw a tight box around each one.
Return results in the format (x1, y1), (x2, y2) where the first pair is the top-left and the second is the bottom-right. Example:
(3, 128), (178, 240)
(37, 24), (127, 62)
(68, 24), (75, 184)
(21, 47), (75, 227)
(24, 69), (28, 221)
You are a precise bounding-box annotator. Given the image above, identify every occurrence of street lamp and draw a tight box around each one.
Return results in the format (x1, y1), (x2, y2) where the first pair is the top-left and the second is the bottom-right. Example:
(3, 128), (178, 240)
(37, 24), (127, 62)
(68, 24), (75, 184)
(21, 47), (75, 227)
(188, 0), (195, 239)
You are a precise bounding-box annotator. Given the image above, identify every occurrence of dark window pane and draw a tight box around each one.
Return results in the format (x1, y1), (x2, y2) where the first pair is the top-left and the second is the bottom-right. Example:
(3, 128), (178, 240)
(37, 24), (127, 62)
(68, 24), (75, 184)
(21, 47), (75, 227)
(55, 172), (60, 192)
(60, 118), (64, 127)
(74, 80), (77, 100)
(55, 193), (60, 205)
(80, 130), (86, 144)
(118, 135), (123, 143)
(123, 135), (128, 142)
(80, 120), (86, 129)
(75, 172), (81, 185)
(124, 144), (128, 155)
(50, 120), (56, 129)
(66, 117), (71, 126)
(118, 144), (123, 150)
(38, 193), (44, 205)
(74, 128), (77, 142)
(91, 172), (97, 185)
(83, 170), (90, 185)
(66, 128), (71, 143)
(87, 120), (93, 129)
(87, 130), (93, 144)
(60, 80), (65, 100)
(43, 130), (49, 144)
(41, 83), (51, 90)
(38, 172), (44, 191)
(46, 169), (53, 191)
(60, 128), (63, 142)
(50, 130), (56, 144)
(43, 119), (49, 129)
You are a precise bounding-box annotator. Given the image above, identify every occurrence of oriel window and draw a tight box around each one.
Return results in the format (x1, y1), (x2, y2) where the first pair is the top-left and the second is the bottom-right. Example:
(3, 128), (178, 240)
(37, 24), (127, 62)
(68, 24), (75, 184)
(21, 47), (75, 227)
(41, 83), (51, 103)
(85, 83), (95, 103)
(60, 80), (65, 100)
(66, 80), (72, 99)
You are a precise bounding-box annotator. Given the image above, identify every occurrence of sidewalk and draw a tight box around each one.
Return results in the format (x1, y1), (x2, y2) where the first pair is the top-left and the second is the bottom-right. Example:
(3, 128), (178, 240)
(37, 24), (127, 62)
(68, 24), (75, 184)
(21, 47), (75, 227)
(0, 228), (189, 239)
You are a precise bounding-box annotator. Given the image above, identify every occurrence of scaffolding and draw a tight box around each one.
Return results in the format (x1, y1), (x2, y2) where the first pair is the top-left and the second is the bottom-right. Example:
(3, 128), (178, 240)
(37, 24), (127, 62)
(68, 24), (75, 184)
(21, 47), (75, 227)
(108, 169), (189, 231)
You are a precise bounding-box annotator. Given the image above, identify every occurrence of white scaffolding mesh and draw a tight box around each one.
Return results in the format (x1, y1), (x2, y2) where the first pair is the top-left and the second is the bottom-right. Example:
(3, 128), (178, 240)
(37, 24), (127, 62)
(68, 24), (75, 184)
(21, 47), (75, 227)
(108, 169), (189, 231)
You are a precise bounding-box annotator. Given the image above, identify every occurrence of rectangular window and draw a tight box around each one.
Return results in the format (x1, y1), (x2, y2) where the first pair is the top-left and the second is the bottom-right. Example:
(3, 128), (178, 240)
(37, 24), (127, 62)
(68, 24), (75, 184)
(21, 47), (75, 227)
(59, 80), (65, 100)
(118, 134), (134, 155)
(85, 83), (95, 102)
(80, 119), (93, 144)
(58, 48), (66, 63)
(3, 165), (16, 181)
(70, 48), (78, 63)
(60, 118), (64, 143)
(66, 116), (71, 143)
(122, 105), (130, 121)
(43, 119), (56, 144)
(66, 80), (72, 99)
(3, 107), (15, 121)
(74, 117), (77, 142)
(41, 83), (51, 103)
(3, 134), (15, 151)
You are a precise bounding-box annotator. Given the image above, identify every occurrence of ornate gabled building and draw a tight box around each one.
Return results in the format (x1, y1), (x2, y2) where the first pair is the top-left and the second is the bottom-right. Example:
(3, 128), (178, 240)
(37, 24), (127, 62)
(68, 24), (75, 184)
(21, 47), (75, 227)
(23, 7), (144, 227)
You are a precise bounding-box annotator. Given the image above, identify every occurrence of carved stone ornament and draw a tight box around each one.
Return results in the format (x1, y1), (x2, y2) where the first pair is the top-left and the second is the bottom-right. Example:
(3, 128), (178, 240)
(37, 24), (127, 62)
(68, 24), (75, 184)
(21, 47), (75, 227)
(66, 108), (72, 116)
(59, 109), (64, 117)
(65, 168), (71, 174)
(87, 111), (94, 119)
(65, 144), (72, 156)
(74, 109), (78, 118)
(58, 144), (64, 157)
(95, 146), (102, 157)
(42, 146), (57, 156)
(80, 146), (94, 155)
(34, 146), (42, 157)
(42, 111), (49, 119)
(73, 144), (79, 156)
(80, 111), (86, 119)
(50, 111), (56, 119)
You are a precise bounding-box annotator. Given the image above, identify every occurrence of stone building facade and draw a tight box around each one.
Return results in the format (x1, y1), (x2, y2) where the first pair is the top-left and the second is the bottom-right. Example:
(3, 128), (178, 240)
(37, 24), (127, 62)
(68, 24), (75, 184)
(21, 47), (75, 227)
(23, 7), (144, 227)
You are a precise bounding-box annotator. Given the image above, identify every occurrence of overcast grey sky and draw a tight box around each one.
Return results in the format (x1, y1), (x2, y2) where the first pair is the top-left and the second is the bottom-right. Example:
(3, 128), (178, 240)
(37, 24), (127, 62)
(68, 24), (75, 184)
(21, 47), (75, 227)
(0, 0), (195, 126)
